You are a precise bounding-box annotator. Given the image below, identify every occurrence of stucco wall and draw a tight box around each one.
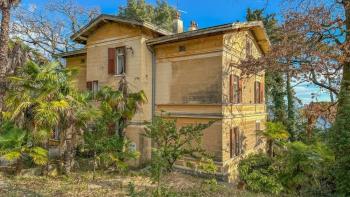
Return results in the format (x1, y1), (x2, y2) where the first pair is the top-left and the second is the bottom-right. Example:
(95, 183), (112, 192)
(85, 22), (153, 122)
(66, 54), (87, 91)
(155, 35), (223, 105)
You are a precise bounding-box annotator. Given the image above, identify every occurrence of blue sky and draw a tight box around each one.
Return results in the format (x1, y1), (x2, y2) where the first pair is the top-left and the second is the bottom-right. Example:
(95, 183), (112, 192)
(19, 0), (332, 104)
(21, 0), (282, 29)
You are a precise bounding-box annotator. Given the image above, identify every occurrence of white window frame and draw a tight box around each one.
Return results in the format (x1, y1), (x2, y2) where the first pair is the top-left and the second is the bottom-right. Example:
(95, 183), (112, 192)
(115, 47), (125, 75)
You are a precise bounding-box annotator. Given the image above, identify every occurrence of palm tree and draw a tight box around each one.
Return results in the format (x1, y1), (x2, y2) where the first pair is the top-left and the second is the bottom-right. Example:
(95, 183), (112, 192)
(4, 61), (91, 174)
(96, 77), (147, 139)
(0, 0), (21, 116)
(262, 122), (289, 157)
(0, 121), (48, 174)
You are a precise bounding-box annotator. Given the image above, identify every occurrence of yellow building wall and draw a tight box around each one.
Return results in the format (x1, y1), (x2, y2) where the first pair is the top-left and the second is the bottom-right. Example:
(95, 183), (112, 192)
(85, 22), (153, 122)
(155, 35), (223, 105)
(66, 55), (87, 91)
(65, 22), (162, 165)
(66, 22), (268, 181)
(221, 30), (267, 182)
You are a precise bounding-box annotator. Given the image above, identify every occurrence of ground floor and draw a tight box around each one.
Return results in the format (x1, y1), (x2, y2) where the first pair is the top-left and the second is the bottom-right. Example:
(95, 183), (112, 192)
(123, 104), (267, 183)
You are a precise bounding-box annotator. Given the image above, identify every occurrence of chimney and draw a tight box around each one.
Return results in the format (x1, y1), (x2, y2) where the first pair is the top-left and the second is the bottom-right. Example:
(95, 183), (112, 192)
(188, 21), (198, 31)
(173, 12), (183, 33)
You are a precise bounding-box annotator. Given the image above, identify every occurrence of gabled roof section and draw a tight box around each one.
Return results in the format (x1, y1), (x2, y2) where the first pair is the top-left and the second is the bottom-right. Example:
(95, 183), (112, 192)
(147, 21), (271, 54)
(71, 14), (173, 44)
(57, 48), (86, 58)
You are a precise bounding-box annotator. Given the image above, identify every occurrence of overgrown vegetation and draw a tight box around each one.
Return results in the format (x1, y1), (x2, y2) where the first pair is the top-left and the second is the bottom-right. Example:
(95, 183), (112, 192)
(239, 122), (335, 196)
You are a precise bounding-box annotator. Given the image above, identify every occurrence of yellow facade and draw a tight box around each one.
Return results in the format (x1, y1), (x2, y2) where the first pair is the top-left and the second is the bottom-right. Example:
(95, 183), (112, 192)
(64, 18), (269, 182)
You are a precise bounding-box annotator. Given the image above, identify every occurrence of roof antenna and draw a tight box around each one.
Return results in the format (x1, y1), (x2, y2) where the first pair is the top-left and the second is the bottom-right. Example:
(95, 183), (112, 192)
(173, 0), (187, 15)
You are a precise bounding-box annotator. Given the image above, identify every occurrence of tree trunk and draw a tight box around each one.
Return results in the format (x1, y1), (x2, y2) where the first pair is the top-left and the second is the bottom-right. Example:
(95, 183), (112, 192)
(0, 6), (11, 118)
(62, 126), (75, 174)
(330, 1), (350, 194)
(267, 140), (273, 158)
(286, 72), (296, 140)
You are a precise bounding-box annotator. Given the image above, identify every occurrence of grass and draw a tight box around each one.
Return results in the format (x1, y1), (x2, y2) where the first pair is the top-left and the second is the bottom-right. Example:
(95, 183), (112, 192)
(0, 170), (266, 197)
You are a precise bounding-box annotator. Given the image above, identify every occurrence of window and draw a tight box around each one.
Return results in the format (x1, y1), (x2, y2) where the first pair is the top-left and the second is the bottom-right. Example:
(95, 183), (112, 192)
(230, 75), (242, 104)
(52, 126), (61, 140)
(179, 45), (186, 52)
(115, 47), (125, 75)
(254, 81), (263, 104)
(230, 127), (242, 158)
(87, 80), (99, 98)
(108, 47), (126, 75)
(246, 38), (253, 58)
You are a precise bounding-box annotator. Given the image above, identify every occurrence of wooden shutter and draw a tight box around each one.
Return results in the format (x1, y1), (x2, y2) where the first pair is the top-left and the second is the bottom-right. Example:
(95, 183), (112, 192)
(254, 81), (257, 103)
(260, 82), (264, 104)
(230, 129), (233, 158)
(108, 48), (116, 75)
(229, 75), (233, 103)
(86, 81), (92, 91)
(234, 128), (239, 156)
(238, 78), (243, 103)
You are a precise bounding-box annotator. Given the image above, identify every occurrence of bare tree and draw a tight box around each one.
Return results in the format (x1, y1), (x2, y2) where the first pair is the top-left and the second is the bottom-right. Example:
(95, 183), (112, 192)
(11, 0), (99, 59)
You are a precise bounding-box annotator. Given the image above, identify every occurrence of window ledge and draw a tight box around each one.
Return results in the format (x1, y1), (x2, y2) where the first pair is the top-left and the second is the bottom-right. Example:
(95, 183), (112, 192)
(113, 74), (126, 77)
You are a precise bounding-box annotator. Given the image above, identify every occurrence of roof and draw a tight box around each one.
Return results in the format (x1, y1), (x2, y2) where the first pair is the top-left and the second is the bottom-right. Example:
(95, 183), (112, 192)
(71, 14), (172, 44)
(146, 21), (271, 54)
(58, 48), (86, 58)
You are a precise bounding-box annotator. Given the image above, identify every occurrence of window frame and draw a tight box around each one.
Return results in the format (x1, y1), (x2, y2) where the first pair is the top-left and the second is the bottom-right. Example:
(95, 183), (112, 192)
(254, 81), (261, 104)
(230, 127), (242, 158)
(115, 47), (126, 75)
(230, 74), (242, 104)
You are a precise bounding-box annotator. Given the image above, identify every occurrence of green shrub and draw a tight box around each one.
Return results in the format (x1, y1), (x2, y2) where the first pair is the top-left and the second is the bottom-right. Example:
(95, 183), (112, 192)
(238, 153), (283, 194)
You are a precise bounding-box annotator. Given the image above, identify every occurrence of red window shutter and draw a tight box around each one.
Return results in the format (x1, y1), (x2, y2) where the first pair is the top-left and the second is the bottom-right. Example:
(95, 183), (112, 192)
(108, 48), (116, 75)
(260, 82), (264, 103)
(229, 75), (233, 103)
(230, 129), (233, 158)
(238, 78), (243, 103)
(86, 81), (92, 91)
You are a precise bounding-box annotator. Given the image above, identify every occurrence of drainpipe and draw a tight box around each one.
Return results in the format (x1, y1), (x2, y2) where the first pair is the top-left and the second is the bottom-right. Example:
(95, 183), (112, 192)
(147, 45), (156, 122)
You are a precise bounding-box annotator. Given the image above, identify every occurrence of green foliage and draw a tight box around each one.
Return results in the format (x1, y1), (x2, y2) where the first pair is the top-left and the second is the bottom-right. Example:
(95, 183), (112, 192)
(0, 122), (48, 168)
(330, 86), (350, 195)
(81, 85), (145, 174)
(238, 153), (283, 194)
(264, 122), (289, 141)
(3, 61), (82, 135)
(95, 85), (147, 138)
(144, 117), (212, 194)
(144, 117), (211, 171)
(119, 0), (177, 31)
(275, 141), (334, 195)
(239, 141), (335, 196)
(262, 122), (289, 157)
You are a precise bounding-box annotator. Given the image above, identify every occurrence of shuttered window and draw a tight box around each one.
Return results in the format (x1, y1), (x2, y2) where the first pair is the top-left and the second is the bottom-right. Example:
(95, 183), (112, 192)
(230, 127), (242, 158)
(246, 38), (253, 58)
(254, 81), (264, 104)
(108, 48), (116, 74)
(108, 47), (126, 75)
(115, 47), (126, 75)
(230, 75), (242, 104)
(87, 80), (99, 98)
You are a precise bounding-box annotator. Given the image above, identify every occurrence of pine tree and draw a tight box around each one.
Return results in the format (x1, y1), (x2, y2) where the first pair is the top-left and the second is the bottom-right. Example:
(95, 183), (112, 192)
(118, 0), (176, 31)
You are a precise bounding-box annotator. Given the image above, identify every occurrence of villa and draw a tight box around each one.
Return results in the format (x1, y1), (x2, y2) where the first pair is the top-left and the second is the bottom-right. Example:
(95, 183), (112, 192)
(59, 13), (270, 182)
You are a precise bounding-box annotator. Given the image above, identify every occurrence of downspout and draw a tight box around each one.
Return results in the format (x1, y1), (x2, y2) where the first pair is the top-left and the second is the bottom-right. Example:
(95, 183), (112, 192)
(147, 44), (156, 122)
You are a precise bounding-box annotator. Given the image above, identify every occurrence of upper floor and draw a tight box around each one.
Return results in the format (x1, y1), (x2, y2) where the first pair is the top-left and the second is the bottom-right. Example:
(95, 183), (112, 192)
(61, 14), (271, 120)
